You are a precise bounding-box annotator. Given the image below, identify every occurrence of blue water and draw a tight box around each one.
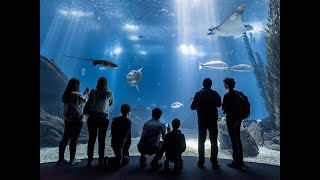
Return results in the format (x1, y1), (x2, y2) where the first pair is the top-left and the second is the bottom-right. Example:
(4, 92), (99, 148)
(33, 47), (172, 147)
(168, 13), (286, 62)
(40, 0), (270, 121)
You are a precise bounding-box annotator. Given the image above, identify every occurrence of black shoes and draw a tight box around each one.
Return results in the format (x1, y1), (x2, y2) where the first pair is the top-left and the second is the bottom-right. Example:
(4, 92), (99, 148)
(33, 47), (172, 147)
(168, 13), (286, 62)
(212, 162), (220, 169)
(86, 159), (93, 167)
(198, 161), (220, 169)
(197, 161), (204, 168)
(164, 159), (170, 171)
(173, 161), (183, 171)
(210, 159), (220, 169)
(69, 159), (81, 165)
(56, 159), (68, 165)
(140, 160), (147, 168)
(163, 159), (183, 171)
(240, 161), (246, 167)
(227, 161), (242, 169)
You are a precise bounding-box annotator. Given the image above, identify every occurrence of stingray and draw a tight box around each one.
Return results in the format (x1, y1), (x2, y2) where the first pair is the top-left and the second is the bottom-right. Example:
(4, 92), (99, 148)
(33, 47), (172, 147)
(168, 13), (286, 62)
(207, 4), (253, 37)
(63, 55), (118, 69)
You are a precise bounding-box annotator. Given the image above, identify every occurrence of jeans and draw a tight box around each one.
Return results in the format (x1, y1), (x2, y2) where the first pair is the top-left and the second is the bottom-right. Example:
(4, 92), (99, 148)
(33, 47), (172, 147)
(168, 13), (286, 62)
(87, 114), (109, 164)
(58, 121), (83, 161)
(198, 123), (218, 164)
(226, 120), (243, 164)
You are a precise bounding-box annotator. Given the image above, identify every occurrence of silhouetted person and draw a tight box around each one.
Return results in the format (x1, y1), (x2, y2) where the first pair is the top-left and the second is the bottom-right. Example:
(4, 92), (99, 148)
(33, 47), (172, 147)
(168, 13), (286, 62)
(111, 104), (132, 170)
(86, 77), (114, 167)
(150, 118), (186, 171)
(137, 108), (166, 168)
(190, 78), (222, 169)
(57, 78), (86, 165)
(222, 78), (244, 169)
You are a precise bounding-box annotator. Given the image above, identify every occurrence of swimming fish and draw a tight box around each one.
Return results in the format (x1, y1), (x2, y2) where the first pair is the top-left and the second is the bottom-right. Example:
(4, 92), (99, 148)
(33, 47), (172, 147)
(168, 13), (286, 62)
(199, 60), (229, 70)
(127, 68), (143, 92)
(228, 64), (254, 72)
(171, 102), (184, 108)
(63, 55), (118, 69)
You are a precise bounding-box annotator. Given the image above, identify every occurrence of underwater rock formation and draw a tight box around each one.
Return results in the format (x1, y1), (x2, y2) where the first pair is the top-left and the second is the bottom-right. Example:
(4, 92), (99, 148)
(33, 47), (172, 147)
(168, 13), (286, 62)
(40, 55), (68, 118)
(40, 108), (88, 147)
(245, 120), (264, 146)
(135, 104), (151, 119)
(129, 115), (144, 138)
(265, 0), (280, 129)
(245, 120), (280, 150)
(40, 108), (64, 147)
(218, 118), (259, 157)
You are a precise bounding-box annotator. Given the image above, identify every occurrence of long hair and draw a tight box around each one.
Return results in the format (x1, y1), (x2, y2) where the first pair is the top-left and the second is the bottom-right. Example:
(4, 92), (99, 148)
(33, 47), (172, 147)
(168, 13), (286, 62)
(96, 77), (108, 91)
(62, 78), (80, 103)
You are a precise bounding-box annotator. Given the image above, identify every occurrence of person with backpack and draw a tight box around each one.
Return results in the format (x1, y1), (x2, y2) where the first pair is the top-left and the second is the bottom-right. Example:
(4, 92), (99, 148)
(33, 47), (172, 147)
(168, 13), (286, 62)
(57, 78), (87, 165)
(190, 78), (222, 169)
(85, 77), (114, 167)
(222, 77), (248, 169)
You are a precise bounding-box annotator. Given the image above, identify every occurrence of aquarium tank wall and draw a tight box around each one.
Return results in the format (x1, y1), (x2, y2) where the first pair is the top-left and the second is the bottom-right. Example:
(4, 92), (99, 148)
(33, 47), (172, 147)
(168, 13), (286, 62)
(40, 0), (280, 166)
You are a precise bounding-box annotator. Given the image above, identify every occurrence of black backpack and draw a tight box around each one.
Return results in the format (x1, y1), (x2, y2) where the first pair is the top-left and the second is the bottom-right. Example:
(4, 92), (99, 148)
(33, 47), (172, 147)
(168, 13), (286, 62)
(233, 91), (251, 120)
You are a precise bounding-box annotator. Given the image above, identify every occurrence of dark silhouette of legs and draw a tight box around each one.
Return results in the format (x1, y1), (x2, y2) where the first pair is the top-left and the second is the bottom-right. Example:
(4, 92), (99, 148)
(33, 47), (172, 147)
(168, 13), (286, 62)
(87, 117), (97, 165)
(234, 123), (243, 164)
(58, 121), (71, 163)
(198, 125), (207, 167)
(139, 154), (147, 168)
(227, 121), (243, 168)
(122, 139), (130, 157)
(69, 121), (83, 161)
(150, 141), (164, 163)
(97, 119), (108, 165)
(208, 125), (219, 168)
(150, 141), (164, 168)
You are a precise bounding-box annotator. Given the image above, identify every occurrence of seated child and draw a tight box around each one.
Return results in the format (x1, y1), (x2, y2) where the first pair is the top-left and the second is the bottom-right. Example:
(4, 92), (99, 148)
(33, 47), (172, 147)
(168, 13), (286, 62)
(150, 118), (186, 171)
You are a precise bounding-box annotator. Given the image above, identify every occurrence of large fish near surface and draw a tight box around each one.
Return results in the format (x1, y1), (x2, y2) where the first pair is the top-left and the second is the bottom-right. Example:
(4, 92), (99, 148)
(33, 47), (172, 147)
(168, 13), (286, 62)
(63, 55), (118, 69)
(127, 68), (143, 92)
(199, 60), (229, 70)
(207, 4), (253, 37)
(228, 64), (254, 72)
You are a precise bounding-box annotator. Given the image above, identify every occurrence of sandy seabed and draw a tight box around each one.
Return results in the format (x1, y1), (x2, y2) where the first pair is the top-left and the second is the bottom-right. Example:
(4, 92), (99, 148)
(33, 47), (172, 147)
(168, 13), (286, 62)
(40, 128), (279, 166)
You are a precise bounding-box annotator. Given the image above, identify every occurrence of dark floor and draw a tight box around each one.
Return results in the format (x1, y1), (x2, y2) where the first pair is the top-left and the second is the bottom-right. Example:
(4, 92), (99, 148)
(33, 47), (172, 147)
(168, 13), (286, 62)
(40, 156), (280, 180)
